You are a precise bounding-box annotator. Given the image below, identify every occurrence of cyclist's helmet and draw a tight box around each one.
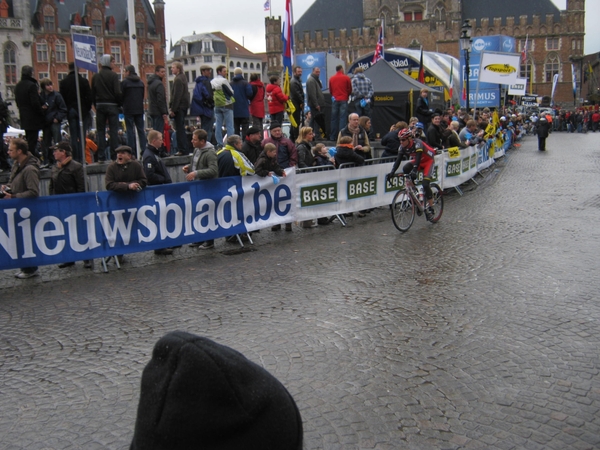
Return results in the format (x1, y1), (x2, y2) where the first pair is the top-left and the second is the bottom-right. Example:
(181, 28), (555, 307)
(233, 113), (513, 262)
(398, 128), (413, 140)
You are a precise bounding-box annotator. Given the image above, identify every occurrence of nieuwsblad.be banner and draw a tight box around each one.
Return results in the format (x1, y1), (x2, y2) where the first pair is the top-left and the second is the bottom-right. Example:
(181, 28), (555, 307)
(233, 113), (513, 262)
(1, 148), (505, 271)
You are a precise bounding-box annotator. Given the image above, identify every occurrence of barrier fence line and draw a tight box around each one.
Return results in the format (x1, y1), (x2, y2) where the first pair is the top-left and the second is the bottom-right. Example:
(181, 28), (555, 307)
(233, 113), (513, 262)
(0, 140), (514, 270)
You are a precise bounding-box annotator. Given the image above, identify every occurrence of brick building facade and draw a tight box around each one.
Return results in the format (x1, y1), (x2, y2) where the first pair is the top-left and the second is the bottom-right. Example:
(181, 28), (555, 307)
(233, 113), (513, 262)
(266, 0), (587, 106)
(1, 0), (166, 125)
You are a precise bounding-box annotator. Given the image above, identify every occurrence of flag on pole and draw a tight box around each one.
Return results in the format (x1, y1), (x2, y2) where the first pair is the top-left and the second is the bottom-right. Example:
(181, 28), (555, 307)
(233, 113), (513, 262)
(572, 63), (577, 105)
(521, 34), (528, 63)
(282, 0), (297, 127)
(448, 62), (453, 99)
(264, 0), (270, 12)
(418, 46), (425, 84)
(372, 19), (384, 64)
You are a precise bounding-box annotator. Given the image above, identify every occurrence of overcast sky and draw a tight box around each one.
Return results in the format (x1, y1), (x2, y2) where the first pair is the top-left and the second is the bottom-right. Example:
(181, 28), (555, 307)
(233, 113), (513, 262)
(163, 0), (600, 55)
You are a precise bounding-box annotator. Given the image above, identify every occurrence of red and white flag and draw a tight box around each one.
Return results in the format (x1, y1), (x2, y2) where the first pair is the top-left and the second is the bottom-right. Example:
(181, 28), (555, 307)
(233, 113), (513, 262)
(372, 19), (384, 64)
(521, 34), (529, 63)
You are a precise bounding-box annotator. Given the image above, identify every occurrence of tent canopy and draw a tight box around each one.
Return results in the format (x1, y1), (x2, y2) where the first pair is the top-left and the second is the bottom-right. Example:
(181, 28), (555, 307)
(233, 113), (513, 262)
(364, 58), (430, 92)
(361, 59), (445, 136)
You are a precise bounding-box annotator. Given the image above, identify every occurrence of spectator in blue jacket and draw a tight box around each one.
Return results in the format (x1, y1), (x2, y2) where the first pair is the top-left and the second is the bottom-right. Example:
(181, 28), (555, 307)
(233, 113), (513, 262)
(190, 65), (215, 143)
(40, 78), (67, 167)
(230, 68), (254, 139)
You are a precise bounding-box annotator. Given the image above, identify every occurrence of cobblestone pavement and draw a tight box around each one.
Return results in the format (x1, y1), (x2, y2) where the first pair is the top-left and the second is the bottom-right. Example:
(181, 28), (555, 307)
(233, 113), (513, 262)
(1, 131), (600, 449)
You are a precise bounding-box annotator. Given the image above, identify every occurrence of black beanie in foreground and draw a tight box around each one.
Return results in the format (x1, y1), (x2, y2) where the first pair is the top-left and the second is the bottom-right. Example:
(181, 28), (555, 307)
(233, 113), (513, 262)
(130, 331), (303, 450)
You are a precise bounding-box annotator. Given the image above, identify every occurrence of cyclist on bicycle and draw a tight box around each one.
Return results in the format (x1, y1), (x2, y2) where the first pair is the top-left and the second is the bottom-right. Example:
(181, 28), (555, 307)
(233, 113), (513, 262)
(387, 128), (436, 219)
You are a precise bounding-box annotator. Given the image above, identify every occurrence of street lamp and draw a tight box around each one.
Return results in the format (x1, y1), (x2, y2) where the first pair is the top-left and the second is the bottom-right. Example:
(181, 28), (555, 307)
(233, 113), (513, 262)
(460, 20), (472, 111)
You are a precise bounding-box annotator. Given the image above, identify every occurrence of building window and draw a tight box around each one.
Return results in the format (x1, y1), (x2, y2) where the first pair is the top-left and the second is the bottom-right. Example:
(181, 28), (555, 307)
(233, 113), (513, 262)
(44, 14), (55, 31)
(57, 72), (68, 81)
(519, 38), (531, 53)
(520, 59), (532, 83)
(545, 54), (559, 82)
(136, 12), (145, 37)
(36, 41), (48, 62)
(111, 45), (121, 64)
(204, 55), (212, 63)
(185, 71), (189, 82)
(55, 40), (67, 63)
(204, 41), (211, 52)
(546, 37), (559, 50)
(38, 72), (49, 80)
(92, 19), (102, 35)
(221, 56), (226, 63)
(191, 70), (196, 80)
(250, 63), (254, 69)
(144, 46), (154, 64)
(404, 11), (422, 22)
(243, 62), (248, 69)
(4, 45), (17, 86)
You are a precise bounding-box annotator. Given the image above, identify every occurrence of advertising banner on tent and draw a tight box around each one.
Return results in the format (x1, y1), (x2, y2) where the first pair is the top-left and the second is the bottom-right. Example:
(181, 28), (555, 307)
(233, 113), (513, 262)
(479, 51), (521, 85)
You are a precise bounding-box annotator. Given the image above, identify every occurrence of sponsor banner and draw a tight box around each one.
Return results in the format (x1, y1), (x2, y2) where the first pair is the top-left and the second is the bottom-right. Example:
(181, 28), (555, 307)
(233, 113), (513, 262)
(442, 146), (478, 189)
(479, 51), (521, 85)
(477, 141), (495, 171)
(2, 152), (503, 270)
(508, 78), (527, 96)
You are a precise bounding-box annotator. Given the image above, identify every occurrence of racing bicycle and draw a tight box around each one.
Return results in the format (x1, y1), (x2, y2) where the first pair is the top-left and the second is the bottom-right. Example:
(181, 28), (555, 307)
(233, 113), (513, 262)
(390, 174), (443, 232)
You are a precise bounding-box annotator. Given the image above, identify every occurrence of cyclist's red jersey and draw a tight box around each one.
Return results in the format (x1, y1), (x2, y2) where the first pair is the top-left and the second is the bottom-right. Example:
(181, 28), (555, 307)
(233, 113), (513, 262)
(400, 138), (434, 177)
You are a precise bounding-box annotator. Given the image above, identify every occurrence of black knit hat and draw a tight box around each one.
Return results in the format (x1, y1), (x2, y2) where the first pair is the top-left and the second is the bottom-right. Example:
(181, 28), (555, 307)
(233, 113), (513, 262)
(130, 331), (303, 450)
(269, 121), (281, 130)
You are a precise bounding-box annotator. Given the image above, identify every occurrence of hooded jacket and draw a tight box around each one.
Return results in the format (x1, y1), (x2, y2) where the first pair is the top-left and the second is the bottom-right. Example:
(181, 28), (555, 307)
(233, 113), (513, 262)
(249, 79), (265, 119)
(211, 76), (234, 108)
(231, 74), (253, 118)
(185, 143), (218, 180)
(91, 65), (123, 106)
(147, 74), (168, 116)
(7, 153), (40, 198)
(121, 73), (145, 116)
(190, 75), (214, 118)
(266, 83), (288, 115)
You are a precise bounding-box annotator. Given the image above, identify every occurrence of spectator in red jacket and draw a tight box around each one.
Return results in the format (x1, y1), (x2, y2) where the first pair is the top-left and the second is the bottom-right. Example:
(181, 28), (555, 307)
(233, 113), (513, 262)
(266, 76), (288, 125)
(249, 74), (265, 130)
(328, 65), (352, 141)
(592, 111), (600, 132)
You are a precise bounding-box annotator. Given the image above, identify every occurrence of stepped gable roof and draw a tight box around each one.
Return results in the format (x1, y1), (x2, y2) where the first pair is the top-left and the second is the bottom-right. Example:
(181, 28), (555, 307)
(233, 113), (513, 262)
(295, 0), (363, 39)
(462, 0), (561, 26)
(31, 0), (157, 34)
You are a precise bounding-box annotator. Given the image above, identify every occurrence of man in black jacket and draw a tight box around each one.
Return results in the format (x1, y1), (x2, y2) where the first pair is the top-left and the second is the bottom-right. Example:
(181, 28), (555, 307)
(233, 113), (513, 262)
(92, 54), (123, 162)
(142, 130), (174, 256)
(15, 65), (46, 158)
(49, 142), (90, 269)
(40, 78), (67, 167)
(289, 66), (304, 142)
(147, 65), (169, 134)
(122, 65), (146, 158)
(60, 62), (92, 163)
(169, 62), (190, 155)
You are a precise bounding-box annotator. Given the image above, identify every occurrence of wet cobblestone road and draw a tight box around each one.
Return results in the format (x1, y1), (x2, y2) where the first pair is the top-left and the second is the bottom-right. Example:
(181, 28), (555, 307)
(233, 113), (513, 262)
(1, 131), (600, 449)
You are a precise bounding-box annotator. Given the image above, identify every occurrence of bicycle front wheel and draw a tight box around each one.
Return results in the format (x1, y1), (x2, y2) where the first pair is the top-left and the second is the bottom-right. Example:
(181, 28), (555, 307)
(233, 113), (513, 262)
(428, 183), (444, 223)
(391, 189), (415, 232)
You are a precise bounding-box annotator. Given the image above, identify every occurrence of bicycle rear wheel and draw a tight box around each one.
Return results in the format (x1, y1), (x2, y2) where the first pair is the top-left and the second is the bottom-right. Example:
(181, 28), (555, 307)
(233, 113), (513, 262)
(428, 183), (444, 223)
(391, 189), (415, 232)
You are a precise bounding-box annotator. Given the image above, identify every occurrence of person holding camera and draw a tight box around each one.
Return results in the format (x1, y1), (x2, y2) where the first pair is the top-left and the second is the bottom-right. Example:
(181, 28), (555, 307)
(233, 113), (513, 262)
(1, 138), (40, 279)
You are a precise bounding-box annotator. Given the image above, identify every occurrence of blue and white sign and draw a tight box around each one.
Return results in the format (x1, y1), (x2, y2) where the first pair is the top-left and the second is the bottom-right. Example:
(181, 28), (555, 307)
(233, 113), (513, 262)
(72, 33), (98, 73)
